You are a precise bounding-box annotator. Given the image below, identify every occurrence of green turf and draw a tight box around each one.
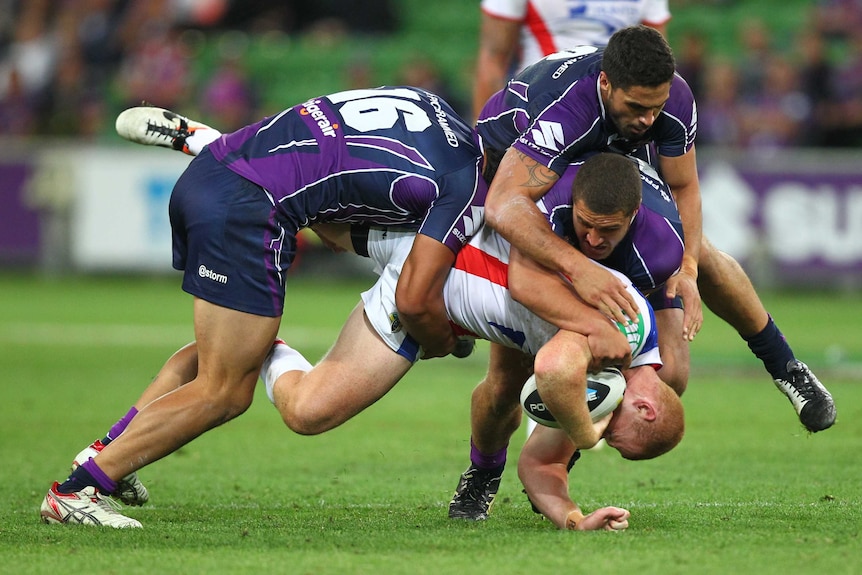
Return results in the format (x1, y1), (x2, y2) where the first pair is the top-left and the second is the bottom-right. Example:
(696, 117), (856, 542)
(1, 272), (860, 574)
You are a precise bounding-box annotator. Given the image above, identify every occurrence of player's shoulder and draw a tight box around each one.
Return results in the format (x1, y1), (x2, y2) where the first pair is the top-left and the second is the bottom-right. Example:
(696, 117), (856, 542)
(524, 46), (603, 80)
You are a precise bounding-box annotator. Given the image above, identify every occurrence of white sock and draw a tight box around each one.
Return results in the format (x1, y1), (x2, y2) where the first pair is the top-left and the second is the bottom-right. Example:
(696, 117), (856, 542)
(260, 341), (312, 404)
(185, 128), (222, 156)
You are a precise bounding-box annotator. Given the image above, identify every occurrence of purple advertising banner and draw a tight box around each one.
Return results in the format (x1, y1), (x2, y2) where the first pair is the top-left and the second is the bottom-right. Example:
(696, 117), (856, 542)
(0, 162), (40, 265)
(699, 152), (862, 287)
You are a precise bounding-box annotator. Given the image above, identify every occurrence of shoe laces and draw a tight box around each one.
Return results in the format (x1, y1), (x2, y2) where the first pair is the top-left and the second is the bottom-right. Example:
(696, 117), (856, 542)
(84, 487), (123, 513)
(459, 469), (496, 504)
(785, 360), (816, 397)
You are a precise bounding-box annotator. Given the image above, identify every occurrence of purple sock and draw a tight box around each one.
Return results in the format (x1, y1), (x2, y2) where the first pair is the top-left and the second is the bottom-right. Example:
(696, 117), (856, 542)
(58, 458), (118, 494)
(470, 438), (507, 470)
(81, 458), (118, 493)
(104, 407), (138, 444)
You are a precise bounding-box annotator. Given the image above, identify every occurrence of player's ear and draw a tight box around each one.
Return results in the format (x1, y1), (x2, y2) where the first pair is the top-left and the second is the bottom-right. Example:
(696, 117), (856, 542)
(634, 398), (657, 422)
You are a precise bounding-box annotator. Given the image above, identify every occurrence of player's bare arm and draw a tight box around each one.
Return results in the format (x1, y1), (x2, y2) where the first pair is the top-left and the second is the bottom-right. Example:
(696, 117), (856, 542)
(659, 148), (704, 340)
(532, 330), (611, 449)
(395, 234), (458, 359)
(472, 12), (520, 121)
(518, 425), (630, 531)
(508, 246), (631, 371)
(486, 149), (639, 325)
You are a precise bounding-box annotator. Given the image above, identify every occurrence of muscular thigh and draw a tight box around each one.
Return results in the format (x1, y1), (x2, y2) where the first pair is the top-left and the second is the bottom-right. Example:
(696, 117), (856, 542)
(296, 303), (414, 420)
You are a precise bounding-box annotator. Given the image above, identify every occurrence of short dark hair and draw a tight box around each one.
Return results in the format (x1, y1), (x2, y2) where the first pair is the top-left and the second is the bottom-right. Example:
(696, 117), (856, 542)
(572, 153), (641, 216)
(602, 25), (676, 90)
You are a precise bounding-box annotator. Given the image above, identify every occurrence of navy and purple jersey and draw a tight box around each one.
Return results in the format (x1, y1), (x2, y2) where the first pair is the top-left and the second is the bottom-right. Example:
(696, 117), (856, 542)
(476, 46), (697, 174)
(539, 156), (684, 295)
(207, 87), (487, 254)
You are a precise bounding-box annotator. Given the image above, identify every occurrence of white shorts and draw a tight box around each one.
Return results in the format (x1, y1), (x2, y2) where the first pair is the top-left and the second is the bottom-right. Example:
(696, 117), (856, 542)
(360, 228), (423, 362)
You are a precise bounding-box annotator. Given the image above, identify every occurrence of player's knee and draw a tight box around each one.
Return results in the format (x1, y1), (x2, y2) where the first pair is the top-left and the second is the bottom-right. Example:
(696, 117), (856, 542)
(200, 383), (255, 426)
(278, 397), (335, 436)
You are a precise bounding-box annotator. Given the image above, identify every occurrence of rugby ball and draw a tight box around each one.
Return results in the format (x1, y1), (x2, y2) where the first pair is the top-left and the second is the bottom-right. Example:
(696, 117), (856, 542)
(520, 367), (626, 428)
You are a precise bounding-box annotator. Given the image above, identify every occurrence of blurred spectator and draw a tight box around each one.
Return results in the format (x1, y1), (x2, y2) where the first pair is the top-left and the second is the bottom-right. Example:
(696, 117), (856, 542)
(114, 20), (193, 111)
(397, 54), (468, 119)
(0, 0), (57, 127)
(796, 29), (836, 146)
(820, 30), (862, 147)
(814, 0), (862, 42)
(199, 37), (260, 131)
(696, 58), (743, 147)
(738, 55), (809, 150)
(675, 29), (707, 103)
(735, 17), (773, 103)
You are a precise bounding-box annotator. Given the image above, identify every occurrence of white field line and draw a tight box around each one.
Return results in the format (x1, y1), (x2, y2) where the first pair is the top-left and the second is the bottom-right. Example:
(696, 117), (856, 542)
(0, 323), (338, 348)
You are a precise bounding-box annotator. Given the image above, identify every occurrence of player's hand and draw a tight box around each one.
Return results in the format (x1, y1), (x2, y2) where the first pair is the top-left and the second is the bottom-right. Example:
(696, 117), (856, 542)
(574, 506), (631, 531)
(665, 270), (703, 341)
(569, 264), (639, 326)
(451, 337), (475, 358)
(585, 320), (631, 371)
(592, 412), (613, 441)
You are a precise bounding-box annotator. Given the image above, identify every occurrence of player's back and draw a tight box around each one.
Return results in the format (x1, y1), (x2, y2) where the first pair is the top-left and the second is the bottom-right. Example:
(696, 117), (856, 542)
(476, 47), (606, 159)
(208, 87), (484, 234)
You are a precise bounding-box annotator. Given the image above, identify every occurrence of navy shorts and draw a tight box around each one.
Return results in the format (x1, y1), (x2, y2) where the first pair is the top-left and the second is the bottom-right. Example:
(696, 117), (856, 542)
(169, 148), (297, 317)
(647, 290), (684, 311)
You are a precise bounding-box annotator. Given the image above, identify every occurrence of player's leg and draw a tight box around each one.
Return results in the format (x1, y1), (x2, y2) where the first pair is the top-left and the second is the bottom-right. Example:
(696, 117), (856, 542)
(69, 342), (201, 508)
(449, 343), (533, 521)
(269, 303), (413, 435)
(697, 237), (835, 431)
(43, 300), (279, 527)
(651, 305), (690, 396)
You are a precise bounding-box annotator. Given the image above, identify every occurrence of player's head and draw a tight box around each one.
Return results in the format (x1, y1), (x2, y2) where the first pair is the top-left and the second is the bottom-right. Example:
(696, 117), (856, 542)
(603, 366), (684, 460)
(602, 25), (675, 90)
(571, 153), (641, 261)
(600, 26), (675, 141)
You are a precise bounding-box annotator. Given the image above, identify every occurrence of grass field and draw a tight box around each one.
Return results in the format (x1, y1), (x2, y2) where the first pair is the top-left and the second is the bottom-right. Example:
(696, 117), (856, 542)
(1, 272), (860, 574)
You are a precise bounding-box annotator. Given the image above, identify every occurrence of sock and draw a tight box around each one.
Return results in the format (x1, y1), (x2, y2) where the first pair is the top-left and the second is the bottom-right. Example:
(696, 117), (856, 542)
(185, 128), (222, 155)
(57, 459), (117, 494)
(744, 315), (795, 380)
(470, 437), (507, 470)
(261, 341), (312, 404)
(102, 407), (138, 445)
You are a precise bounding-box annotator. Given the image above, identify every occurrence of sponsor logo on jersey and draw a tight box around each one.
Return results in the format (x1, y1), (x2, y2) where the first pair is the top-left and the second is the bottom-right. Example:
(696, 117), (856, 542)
(531, 120), (565, 151)
(616, 314), (645, 351)
(300, 99), (339, 138)
(198, 264), (228, 284)
(389, 311), (402, 333)
(427, 95), (460, 147)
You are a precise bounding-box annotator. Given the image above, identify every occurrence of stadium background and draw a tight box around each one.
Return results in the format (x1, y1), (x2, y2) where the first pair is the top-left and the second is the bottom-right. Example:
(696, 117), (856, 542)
(1, 0), (860, 290)
(2, 4), (861, 571)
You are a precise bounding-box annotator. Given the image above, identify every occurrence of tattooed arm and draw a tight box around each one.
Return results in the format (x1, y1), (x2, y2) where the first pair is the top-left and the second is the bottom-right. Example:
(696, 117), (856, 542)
(486, 148), (639, 325)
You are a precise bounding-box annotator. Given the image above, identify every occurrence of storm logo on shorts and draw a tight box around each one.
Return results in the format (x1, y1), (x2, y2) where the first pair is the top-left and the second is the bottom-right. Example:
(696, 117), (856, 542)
(300, 99), (339, 138)
(198, 264), (228, 284)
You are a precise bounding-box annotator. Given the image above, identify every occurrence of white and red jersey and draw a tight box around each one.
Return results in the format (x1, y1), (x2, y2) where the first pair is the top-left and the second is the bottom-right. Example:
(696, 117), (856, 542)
(481, 0), (671, 72)
(361, 226), (660, 366)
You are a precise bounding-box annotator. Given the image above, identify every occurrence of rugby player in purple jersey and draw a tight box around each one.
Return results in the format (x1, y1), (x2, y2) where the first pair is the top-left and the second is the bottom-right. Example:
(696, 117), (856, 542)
(41, 87), (498, 528)
(448, 26), (834, 521)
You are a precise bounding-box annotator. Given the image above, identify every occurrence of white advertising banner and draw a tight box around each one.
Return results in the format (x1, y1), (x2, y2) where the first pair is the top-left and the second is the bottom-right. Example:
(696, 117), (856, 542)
(69, 148), (192, 271)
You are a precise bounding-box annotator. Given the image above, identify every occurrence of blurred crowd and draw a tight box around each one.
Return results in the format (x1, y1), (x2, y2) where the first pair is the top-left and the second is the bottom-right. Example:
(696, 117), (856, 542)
(679, 1), (862, 149)
(1, 0), (861, 149)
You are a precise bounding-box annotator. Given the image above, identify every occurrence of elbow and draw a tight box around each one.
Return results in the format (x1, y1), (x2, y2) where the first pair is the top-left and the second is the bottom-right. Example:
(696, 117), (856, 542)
(394, 289), (431, 324)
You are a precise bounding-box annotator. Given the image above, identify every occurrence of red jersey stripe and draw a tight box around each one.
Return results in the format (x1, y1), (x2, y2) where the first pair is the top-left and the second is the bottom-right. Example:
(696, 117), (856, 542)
(454, 244), (509, 287)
